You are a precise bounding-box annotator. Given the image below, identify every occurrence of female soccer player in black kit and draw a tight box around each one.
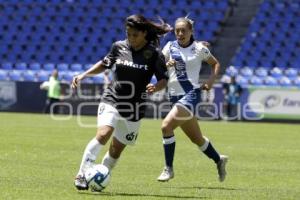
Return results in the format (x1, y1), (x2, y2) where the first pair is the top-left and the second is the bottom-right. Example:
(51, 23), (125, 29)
(72, 14), (172, 190)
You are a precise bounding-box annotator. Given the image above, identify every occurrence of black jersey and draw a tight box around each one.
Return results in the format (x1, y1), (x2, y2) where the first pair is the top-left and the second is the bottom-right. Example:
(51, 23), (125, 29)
(101, 40), (168, 121)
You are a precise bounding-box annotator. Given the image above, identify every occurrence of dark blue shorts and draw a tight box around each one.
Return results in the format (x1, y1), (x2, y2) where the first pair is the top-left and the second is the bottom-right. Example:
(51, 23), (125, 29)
(169, 88), (201, 115)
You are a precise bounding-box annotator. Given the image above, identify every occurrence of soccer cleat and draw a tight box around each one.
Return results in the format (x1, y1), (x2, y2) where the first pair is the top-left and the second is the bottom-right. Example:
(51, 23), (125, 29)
(74, 175), (88, 190)
(217, 155), (228, 182)
(157, 166), (174, 182)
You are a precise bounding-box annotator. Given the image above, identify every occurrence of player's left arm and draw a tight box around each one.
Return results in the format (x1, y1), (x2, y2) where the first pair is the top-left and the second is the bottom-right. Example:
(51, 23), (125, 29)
(146, 51), (169, 95)
(146, 79), (167, 94)
(201, 55), (220, 91)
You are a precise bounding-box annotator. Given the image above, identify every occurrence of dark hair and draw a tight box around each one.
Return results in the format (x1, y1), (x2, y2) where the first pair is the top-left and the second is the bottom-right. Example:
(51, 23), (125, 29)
(126, 14), (173, 46)
(175, 17), (195, 42)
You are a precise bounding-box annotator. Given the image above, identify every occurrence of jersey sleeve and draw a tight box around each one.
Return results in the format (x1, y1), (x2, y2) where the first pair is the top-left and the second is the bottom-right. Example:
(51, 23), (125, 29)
(196, 43), (211, 61)
(101, 42), (118, 69)
(162, 41), (171, 61)
(153, 50), (169, 81)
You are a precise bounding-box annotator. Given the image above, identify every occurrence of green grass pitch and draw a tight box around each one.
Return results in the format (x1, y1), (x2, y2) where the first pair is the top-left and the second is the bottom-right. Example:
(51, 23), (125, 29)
(0, 112), (299, 200)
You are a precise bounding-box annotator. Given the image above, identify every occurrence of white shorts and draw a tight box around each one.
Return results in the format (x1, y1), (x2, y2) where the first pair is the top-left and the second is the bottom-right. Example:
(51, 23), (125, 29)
(97, 102), (141, 146)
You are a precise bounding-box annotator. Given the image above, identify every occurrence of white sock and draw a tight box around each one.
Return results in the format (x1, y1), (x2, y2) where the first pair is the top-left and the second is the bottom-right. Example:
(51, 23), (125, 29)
(101, 151), (118, 170)
(199, 136), (209, 151)
(78, 138), (102, 176)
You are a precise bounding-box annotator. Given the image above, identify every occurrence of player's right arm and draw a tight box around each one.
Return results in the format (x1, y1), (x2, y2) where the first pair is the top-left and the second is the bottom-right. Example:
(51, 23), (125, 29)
(162, 42), (176, 68)
(72, 42), (118, 89)
(72, 60), (105, 88)
(71, 61), (106, 89)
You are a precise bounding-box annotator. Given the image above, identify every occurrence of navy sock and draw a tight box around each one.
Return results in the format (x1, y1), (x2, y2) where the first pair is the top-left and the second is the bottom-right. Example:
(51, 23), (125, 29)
(203, 142), (221, 164)
(163, 135), (175, 168)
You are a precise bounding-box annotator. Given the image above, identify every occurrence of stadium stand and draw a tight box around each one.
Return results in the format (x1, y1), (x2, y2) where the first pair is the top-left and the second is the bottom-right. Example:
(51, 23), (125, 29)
(0, 0), (230, 83)
(0, 70), (8, 81)
(224, 0), (300, 87)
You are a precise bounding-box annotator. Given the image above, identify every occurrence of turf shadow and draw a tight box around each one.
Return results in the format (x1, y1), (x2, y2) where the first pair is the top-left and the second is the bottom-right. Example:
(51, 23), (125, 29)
(78, 191), (209, 199)
(163, 186), (241, 191)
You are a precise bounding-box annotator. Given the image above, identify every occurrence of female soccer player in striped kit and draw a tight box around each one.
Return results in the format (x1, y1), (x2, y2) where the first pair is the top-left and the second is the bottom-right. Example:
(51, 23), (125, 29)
(72, 14), (172, 190)
(157, 17), (228, 182)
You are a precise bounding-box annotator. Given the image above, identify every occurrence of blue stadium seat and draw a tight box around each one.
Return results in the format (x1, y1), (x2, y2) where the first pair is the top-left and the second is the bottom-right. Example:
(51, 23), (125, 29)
(57, 63), (69, 71)
(284, 68), (298, 78)
(231, 55), (243, 67)
(37, 71), (50, 82)
(293, 76), (300, 87)
(93, 74), (104, 84)
(270, 67), (283, 79)
(243, 60), (258, 68)
(190, 1), (202, 8)
(61, 73), (74, 83)
(291, 2), (300, 10)
(1, 62), (14, 70)
(58, 71), (66, 81)
(264, 76), (278, 86)
(23, 70), (37, 82)
(9, 70), (23, 81)
(249, 76), (263, 86)
(279, 76), (292, 87)
(255, 67), (268, 78)
(216, 1), (228, 10)
(240, 67), (253, 78)
(43, 63), (55, 71)
(225, 65), (238, 77)
(236, 75), (249, 88)
(15, 62), (27, 70)
(70, 63), (83, 71)
(274, 58), (288, 69)
(207, 22), (219, 31)
(29, 63), (41, 71)
(84, 63), (93, 70)
(0, 70), (8, 81)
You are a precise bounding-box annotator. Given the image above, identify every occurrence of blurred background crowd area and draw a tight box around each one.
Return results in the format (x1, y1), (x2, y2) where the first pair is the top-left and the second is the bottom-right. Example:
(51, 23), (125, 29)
(0, 0), (299, 88)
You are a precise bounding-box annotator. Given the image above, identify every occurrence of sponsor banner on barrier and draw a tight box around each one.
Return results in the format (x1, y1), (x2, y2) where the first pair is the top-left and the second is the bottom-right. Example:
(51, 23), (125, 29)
(2, 81), (299, 121)
(247, 87), (300, 119)
(0, 81), (17, 109)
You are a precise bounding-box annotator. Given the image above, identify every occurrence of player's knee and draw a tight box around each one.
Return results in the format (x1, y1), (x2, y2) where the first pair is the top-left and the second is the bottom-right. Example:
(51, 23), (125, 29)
(187, 133), (205, 146)
(96, 128), (113, 144)
(161, 121), (173, 135)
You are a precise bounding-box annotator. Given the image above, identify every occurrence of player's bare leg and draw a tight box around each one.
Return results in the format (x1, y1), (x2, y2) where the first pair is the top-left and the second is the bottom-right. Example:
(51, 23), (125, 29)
(157, 105), (191, 182)
(102, 137), (126, 170)
(181, 118), (228, 182)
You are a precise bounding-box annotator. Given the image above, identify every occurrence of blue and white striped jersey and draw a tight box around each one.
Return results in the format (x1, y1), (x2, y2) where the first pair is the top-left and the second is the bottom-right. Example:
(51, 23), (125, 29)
(162, 40), (211, 96)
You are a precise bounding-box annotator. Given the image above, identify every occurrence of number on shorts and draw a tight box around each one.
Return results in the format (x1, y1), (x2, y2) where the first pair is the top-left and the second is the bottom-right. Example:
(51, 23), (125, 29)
(125, 132), (138, 141)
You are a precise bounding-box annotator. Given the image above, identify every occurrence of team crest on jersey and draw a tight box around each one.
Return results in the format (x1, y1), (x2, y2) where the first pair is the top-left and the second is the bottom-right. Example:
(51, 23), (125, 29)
(119, 47), (127, 53)
(102, 56), (111, 67)
(143, 50), (153, 59)
(191, 46), (196, 54)
(98, 104), (105, 115)
(170, 47), (179, 54)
